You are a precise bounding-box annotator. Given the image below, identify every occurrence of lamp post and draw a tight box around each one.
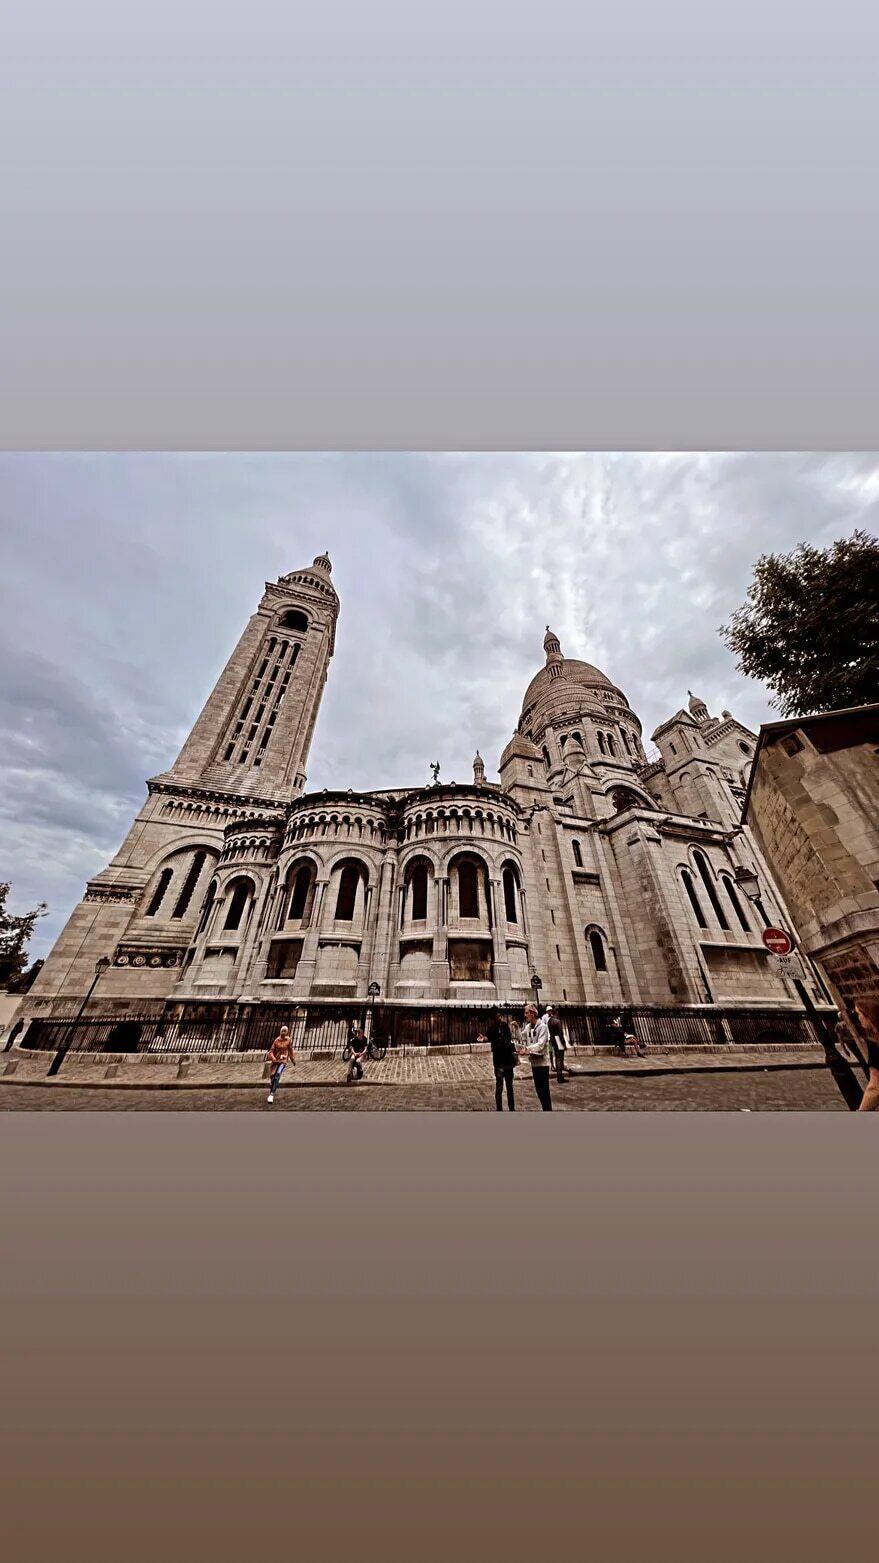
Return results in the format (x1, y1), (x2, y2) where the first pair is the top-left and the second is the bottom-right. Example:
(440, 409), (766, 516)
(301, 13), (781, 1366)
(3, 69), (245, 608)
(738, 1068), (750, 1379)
(367, 980), (381, 1040)
(47, 955), (111, 1077)
(734, 866), (860, 1110)
(530, 972), (543, 1013)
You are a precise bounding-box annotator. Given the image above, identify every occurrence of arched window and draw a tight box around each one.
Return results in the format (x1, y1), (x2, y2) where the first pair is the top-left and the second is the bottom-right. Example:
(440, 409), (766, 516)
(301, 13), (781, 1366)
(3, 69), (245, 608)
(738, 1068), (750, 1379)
(621, 730), (631, 754)
(335, 864), (362, 921)
(572, 839), (583, 867)
(607, 734), (618, 759)
(681, 869), (708, 929)
(288, 862), (315, 922)
(571, 731), (582, 748)
(196, 878), (217, 935)
(542, 746), (551, 770)
(588, 928), (608, 972)
(223, 879), (252, 932)
(145, 867), (173, 918)
(559, 734), (567, 750)
(693, 851), (730, 931)
(171, 850), (208, 919)
(410, 862), (428, 921)
(502, 865), (519, 923)
(597, 731), (606, 755)
(721, 875), (751, 932)
(458, 860), (480, 919)
(279, 608), (308, 632)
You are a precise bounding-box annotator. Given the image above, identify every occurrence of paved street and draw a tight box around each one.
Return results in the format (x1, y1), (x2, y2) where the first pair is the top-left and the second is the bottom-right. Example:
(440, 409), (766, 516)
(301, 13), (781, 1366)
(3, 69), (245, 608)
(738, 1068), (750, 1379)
(0, 1065), (847, 1110)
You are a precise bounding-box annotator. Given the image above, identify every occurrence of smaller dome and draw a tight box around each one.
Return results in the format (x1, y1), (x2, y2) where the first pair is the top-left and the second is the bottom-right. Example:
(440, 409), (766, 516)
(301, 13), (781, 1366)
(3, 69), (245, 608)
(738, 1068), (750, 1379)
(544, 625), (562, 654)
(499, 732), (542, 769)
(313, 552), (332, 575)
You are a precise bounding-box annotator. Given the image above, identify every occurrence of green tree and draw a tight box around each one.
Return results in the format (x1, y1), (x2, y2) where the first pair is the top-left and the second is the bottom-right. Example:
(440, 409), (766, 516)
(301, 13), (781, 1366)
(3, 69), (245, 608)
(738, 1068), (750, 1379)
(721, 529), (879, 716)
(0, 883), (47, 991)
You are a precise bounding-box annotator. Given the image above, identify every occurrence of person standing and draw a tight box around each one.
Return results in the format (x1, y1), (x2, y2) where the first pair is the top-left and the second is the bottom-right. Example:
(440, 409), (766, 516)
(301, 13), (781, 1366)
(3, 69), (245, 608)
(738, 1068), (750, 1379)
(853, 998), (879, 1111)
(546, 1005), (568, 1083)
(266, 1025), (295, 1104)
(522, 1003), (553, 1111)
(479, 1009), (518, 1111)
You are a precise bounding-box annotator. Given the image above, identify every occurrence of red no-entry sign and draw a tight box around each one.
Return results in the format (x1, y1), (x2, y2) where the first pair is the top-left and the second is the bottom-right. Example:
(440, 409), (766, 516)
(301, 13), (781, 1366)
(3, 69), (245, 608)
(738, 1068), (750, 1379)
(762, 927), (793, 957)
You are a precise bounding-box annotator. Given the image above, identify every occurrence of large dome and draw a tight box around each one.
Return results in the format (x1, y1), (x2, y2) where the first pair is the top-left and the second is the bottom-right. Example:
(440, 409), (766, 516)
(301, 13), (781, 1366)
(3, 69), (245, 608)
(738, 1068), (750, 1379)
(521, 658), (619, 714)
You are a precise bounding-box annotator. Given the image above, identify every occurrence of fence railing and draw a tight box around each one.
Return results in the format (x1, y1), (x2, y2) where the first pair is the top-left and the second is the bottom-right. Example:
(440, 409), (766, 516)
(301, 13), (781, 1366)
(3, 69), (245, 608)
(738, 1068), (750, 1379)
(18, 1000), (829, 1059)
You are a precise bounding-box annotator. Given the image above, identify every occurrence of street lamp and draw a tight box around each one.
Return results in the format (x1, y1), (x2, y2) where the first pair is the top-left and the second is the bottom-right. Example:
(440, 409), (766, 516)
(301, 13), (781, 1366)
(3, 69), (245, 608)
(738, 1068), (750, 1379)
(367, 980), (381, 1039)
(47, 955), (111, 1077)
(733, 864), (760, 903)
(530, 972), (542, 1012)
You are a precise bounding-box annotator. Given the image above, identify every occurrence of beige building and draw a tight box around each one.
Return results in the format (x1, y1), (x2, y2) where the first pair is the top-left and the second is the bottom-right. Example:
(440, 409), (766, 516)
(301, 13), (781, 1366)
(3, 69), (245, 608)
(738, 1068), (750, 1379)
(11, 553), (830, 1054)
(742, 705), (879, 1027)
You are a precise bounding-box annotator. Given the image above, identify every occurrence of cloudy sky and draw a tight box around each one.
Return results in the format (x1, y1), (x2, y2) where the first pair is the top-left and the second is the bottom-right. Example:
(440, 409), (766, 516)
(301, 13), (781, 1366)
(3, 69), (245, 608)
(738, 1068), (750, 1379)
(1, 451), (877, 961)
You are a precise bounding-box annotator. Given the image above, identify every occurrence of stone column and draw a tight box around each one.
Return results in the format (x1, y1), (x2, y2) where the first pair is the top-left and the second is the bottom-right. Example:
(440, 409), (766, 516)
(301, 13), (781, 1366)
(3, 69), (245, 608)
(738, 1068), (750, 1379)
(489, 877), (512, 999)
(294, 879), (327, 995)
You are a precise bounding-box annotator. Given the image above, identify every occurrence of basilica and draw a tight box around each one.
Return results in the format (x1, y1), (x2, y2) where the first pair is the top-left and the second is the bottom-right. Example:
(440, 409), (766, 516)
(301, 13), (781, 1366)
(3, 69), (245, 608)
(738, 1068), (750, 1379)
(15, 552), (828, 1053)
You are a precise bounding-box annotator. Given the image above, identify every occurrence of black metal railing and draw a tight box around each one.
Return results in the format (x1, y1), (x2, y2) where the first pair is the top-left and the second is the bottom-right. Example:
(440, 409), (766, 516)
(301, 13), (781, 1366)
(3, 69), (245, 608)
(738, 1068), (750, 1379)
(18, 999), (828, 1059)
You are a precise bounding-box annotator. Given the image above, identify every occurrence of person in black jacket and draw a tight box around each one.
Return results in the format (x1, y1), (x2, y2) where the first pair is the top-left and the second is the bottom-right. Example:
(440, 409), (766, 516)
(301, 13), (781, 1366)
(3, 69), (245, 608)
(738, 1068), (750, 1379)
(478, 1010), (518, 1111)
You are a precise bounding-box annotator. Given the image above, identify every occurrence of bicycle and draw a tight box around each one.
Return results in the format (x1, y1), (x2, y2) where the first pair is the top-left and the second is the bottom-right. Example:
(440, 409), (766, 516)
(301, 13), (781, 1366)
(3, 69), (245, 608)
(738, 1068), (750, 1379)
(342, 1036), (387, 1062)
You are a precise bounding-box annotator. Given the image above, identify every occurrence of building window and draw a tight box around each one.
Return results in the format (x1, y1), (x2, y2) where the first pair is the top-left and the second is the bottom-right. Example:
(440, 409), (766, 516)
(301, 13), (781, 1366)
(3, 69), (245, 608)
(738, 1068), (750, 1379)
(288, 863), (314, 922)
(502, 865), (519, 923)
(572, 839), (583, 867)
(223, 880), (251, 932)
(721, 875), (751, 932)
(693, 851), (730, 931)
(196, 878), (217, 935)
(621, 730), (631, 754)
(171, 850), (208, 919)
(410, 862), (428, 921)
(145, 867), (173, 918)
(597, 732), (606, 755)
(588, 929), (608, 972)
(607, 734), (618, 758)
(278, 608), (308, 632)
(542, 746), (551, 770)
(458, 860), (480, 919)
(738, 741), (752, 755)
(669, 742), (677, 756)
(335, 864), (361, 921)
(681, 869), (708, 929)
(782, 735), (804, 756)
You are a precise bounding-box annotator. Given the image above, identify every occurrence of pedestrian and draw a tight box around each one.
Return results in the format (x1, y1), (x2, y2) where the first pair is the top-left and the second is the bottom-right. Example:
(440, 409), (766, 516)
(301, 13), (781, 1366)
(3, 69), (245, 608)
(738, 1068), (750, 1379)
(607, 1012), (627, 1056)
(521, 1003), (553, 1110)
(546, 1005), (569, 1082)
(852, 998), (879, 1111)
(266, 1024), (295, 1104)
(347, 1024), (368, 1085)
(479, 1009), (518, 1111)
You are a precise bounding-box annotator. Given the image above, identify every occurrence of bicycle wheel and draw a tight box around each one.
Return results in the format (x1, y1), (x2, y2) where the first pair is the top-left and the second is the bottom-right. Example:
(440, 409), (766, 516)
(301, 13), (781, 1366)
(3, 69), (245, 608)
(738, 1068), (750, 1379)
(369, 1040), (387, 1061)
(342, 1043), (352, 1061)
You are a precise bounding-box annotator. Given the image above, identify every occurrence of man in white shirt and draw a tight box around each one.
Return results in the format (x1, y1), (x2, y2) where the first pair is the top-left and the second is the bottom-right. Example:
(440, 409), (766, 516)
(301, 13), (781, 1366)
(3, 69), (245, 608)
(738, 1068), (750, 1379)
(521, 1003), (553, 1111)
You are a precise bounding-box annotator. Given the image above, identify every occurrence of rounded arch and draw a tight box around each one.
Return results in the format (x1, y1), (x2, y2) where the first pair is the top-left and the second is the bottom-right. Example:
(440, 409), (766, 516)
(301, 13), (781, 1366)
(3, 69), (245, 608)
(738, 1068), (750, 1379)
(679, 865), (708, 929)
(141, 844), (219, 921)
(447, 848), (492, 923)
(608, 785), (653, 814)
(689, 848), (731, 932)
(585, 924), (609, 973)
(277, 607), (309, 632)
(402, 853), (434, 923)
(501, 859), (522, 924)
(219, 873), (258, 933)
(279, 855), (319, 927)
(329, 856), (371, 922)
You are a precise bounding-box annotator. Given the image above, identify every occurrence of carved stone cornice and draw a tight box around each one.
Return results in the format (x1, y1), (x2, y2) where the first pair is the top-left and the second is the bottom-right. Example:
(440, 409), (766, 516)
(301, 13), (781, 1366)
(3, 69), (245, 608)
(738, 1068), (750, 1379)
(114, 944), (187, 969)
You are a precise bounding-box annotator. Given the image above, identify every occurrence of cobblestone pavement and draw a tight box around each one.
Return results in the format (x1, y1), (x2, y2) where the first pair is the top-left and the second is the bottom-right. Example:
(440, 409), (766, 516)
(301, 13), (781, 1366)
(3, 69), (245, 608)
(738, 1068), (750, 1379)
(0, 1066), (847, 1110)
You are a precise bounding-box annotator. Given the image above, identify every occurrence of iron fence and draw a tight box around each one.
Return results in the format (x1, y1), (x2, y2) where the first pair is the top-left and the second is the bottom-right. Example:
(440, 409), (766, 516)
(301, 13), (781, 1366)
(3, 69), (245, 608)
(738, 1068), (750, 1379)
(18, 999), (829, 1059)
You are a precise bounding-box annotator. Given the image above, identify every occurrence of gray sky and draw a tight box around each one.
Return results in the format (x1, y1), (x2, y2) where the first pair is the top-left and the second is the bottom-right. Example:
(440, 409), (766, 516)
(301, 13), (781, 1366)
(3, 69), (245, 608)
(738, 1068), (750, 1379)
(1, 452), (877, 961)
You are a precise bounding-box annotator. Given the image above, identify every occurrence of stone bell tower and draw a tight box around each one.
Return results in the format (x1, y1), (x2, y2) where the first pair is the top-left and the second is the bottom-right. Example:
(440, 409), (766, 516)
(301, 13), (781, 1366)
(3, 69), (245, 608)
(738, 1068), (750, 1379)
(158, 553), (339, 801)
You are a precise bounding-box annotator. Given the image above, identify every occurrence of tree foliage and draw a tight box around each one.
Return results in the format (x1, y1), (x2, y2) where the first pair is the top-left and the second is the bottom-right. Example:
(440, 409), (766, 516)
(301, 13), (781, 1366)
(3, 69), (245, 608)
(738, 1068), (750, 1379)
(0, 883), (47, 991)
(720, 530), (879, 716)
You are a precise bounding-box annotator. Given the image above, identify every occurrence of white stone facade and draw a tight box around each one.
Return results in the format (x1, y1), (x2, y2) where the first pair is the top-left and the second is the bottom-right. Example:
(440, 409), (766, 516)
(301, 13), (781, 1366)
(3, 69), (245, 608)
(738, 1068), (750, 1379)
(16, 556), (827, 1038)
